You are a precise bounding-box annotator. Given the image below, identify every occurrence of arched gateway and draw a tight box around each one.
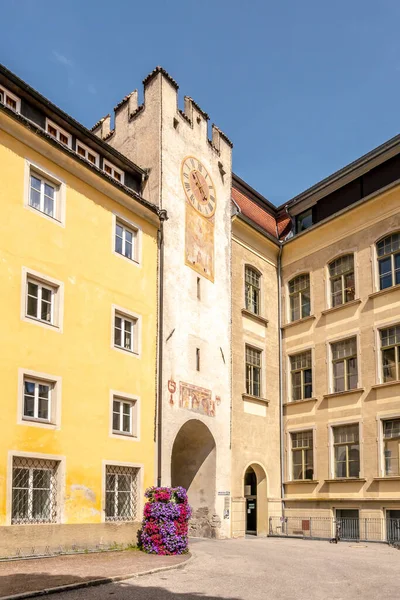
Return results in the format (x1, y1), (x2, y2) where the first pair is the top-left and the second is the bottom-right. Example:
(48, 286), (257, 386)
(171, 419), (217, 538)
(244, 463), (268, 536)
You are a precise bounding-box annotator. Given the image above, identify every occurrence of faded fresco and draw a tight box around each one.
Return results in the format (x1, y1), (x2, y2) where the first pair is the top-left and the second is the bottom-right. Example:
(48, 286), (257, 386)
(185, 207), (214, 282)
(179, 381), (215, 417)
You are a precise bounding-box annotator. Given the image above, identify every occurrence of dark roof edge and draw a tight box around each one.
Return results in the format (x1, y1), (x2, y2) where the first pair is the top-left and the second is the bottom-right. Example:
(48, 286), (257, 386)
(0, 63), (145, 179)
(232, 172), (277, 214)
(142, 66), (179, 89)
(235, 212), (280, 247)
(0, 103), (160, 218)
(281, 131), (400, 210)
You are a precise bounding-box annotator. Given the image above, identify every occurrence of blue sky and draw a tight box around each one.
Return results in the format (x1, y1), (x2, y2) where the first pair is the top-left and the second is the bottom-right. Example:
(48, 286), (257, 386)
(1, 0), (400, 205)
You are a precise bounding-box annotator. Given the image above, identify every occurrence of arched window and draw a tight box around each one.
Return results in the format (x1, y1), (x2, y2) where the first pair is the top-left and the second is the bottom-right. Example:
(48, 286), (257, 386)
(377, 233), (400, 290)
(288, 274), (310, 322)
(329, 254), (355, 307)
(245, 266), (261, 315)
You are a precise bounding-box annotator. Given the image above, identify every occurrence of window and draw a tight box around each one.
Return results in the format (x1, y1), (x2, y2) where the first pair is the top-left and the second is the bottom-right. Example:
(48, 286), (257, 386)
(105, 465), (139, 521)
(383, 419), (400, 476)
(115, 221), (137, 261)
(23, 378), (53, 423)
(333, 424), (360, 478)
(46, 119), (71, 147)
(196, 348), (200, 371)
(289, 274), (310, 321)
(290, 351), (312, 401)
(329, 255), (355, 307)
(377, 233), (400, 290)
(380, 326), (400, 383)
(0, 84), (21, 112)
(331, 337), (358, 393)
(112, 398), (136, 436)
(291, 431), (314, 480)
(26, 278), (55, 324)
(11, 456), (59, 524)
(29, 172), (58, 219)
(245, 346), (261, 397)
(76, 141), (99, 167)
(296, 208), (313, 233)
(114, 312), (138, 353)
(245, 266), (261, 315)
(104, 161), (124, 184)
(197, 277), (201, 300)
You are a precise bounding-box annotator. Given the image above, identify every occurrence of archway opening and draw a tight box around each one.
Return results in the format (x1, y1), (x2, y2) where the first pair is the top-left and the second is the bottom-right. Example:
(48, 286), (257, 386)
(171, 419), (216, 538)
(244, 463), (268, 536)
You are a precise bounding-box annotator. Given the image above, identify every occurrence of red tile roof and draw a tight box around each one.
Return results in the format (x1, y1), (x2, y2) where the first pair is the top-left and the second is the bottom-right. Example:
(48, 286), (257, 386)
(232, 186), (278, 238)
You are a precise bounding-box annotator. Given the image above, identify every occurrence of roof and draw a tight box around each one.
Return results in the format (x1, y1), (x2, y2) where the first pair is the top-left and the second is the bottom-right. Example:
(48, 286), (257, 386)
(232, 186), (279, 238)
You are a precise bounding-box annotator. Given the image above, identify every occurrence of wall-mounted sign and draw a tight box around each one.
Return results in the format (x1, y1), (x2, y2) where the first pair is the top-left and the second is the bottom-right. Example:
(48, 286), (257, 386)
(218, 491), (230, 496)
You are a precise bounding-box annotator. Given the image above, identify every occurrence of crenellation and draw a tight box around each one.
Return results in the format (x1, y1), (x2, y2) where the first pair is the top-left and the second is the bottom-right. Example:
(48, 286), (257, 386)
(114, 89), (138, 114)
(91, 114), (111, 140)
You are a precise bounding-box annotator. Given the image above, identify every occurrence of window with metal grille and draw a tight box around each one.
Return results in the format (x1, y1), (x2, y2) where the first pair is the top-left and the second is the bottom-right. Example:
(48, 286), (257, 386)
(377, 233), (400, 290)
(331, 337), (358, 393)
(380, 325), (400, 383)
(329, 255), (355, 307)
(383, 419), (400, 476)
(29, 172), (58, 219)
(288, 274), (310, 322)
(26, 278), (55, 324)
(115, 222), (137, 262)
(12, 457), (59, 524)
(105, 465), (139, 521)
(245, 266), (261, 315)
(290, 351), (312, 401)
(245, 345), (261, 397)
(291, 430), (313, 480)
(112, 397), (136, 436)
(114, 312), (137, 353)
(333, 424), (360, 478)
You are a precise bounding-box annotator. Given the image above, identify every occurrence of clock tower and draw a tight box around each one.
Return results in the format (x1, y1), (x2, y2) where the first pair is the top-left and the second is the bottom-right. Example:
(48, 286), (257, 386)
(99, 67), (233, 538)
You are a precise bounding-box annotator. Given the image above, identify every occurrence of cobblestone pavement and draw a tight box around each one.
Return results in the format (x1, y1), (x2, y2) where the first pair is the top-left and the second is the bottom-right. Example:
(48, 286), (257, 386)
(0, 549), (188, 598)
(53, 537), (400, 600)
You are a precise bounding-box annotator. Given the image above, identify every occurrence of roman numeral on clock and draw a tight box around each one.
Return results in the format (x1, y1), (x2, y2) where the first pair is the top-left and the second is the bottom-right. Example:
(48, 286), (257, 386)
(184, 182), (190, 191)
(190, 158), (195, 168)
(208, 202), (213, 213)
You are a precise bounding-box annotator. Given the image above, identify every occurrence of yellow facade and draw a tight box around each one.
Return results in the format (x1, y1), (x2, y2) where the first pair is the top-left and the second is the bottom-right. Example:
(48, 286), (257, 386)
(0, 112), (159, 551)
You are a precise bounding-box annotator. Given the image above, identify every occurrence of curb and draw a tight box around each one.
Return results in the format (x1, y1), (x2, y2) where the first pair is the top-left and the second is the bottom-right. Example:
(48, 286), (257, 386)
(0, 553), (194, 600)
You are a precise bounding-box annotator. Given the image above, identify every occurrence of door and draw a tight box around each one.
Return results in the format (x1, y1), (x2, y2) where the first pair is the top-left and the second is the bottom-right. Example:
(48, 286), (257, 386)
(387, 510), (400, 542)
(336, 509), (359, 540)
(246, 498), (257, 535)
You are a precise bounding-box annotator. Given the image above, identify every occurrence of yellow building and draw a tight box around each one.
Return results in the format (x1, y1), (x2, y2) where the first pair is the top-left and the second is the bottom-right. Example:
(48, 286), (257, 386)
(0, 66), (161, 555)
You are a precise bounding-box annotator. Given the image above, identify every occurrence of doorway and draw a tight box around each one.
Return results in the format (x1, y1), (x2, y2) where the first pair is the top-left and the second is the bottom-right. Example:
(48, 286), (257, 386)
(387, 510), (400, 542)
(336, 509), (359, 540)
(244, 467), (257, 534)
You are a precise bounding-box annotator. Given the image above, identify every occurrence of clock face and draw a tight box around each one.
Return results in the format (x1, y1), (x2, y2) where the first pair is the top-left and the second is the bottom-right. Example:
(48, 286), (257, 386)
(181, 156), (216, 218)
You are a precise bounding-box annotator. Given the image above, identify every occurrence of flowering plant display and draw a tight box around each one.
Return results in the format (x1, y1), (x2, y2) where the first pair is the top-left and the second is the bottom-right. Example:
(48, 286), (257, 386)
(139, 486), (191, 555)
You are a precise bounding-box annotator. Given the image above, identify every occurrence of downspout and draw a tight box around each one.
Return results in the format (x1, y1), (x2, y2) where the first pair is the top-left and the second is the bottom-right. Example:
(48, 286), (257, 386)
(277, 240), (285, 516)
(157, 209), (168, 487)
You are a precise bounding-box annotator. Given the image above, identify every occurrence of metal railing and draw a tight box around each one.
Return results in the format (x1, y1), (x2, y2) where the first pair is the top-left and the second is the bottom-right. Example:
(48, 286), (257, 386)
(269, 516), (400, 543)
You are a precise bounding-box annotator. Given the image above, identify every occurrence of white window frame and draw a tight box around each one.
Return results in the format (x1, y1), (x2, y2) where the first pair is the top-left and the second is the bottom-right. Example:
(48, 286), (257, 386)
(21, 268), (64, 332)
(0, 84), (21, 112)
(112, 214), (141, 265)
(326, 332), (361, 394)
(287, 426), (316, 481)
(76, 140), (100, 167)
(111, 305), (141, 358)
(103, 160), (125, 184)
(17, 369), (62, 429)
(24, 160), (66, 226)
(109, 390), (140, 441)
(101, 460), (143, 523)
(328, 419), (363, 479)
(45, 118), (72, 148)
(6, 450), (65, 526)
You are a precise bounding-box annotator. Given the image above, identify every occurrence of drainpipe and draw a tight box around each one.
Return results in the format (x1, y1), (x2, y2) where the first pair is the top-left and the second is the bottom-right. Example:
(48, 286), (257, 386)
(277, 240), (285, 516)
(157, 209), (168, 487)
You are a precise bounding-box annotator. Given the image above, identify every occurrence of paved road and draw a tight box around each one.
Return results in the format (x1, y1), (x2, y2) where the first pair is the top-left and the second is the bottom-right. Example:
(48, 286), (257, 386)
(55, 537), (400, 600)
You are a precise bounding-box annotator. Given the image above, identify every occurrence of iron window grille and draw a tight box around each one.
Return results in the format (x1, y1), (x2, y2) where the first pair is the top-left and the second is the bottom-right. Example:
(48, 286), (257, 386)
(377, 233), (400, 290)
(383, 419), (400, 476)
(245, 346), (262, 397)
(290, 351), (312, 401)
(115, 222), (137, 261)
(12, 457), (59, 524)
(331, 337), (358, 393)
(112, 398), (135, 435)
(105, 465), (139, 522)
(329, 255), (355, 307)
(23, 378), (52, 422)
(29, 173), (57, 219)
(333, 424), (360, 478)
(289, 274), (310, 322)
(291, 430), (314, 480)
(245, 266), (261, 315)
(380, 325), (400, 383)
(26, 279), (54, 324)
(114, 313), (137, 353)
